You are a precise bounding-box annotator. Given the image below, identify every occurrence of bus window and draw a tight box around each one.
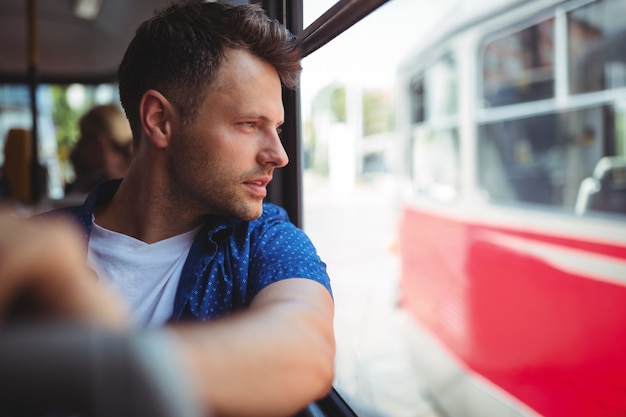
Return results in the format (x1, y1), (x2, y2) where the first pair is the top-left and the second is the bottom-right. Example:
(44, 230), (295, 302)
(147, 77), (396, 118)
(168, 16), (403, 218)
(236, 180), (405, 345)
(0, 82), (120, 205)
(411, 125), (459, 201)
(478, 104), (625, 215)
(482, 17), (555, 107)
(568, 0), (626, 94)
(409, 78), (425, 123)
(478, 113), (558, 205)
(409, 54), (460, 202)
(478, 0), (626, 216)
(0, 85), (64, 201)
(428, 53), (458, 118)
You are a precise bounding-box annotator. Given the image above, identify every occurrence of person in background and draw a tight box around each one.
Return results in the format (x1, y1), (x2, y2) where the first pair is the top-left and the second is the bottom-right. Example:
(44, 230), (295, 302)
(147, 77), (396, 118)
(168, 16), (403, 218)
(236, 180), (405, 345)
(0, 2), (335, 417)
(66, 104), (133, 194)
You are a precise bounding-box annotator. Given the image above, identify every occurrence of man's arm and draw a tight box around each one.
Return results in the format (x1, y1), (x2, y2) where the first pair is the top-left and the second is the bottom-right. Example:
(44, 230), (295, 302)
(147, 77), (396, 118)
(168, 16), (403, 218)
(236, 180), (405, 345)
(174, 278), (336, 417)
(0, 212), (128, 329)
(0, 212), (336, 417)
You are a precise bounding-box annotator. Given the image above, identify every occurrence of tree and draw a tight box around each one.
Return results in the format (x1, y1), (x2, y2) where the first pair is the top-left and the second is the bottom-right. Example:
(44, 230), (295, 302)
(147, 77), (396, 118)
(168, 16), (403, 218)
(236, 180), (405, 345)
(362, 89), (394, 137)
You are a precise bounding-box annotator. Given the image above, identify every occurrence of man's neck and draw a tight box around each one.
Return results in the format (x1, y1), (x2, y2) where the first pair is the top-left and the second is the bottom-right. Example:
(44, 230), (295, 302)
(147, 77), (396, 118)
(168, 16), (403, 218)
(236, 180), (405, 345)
(93, 168), (203, 244)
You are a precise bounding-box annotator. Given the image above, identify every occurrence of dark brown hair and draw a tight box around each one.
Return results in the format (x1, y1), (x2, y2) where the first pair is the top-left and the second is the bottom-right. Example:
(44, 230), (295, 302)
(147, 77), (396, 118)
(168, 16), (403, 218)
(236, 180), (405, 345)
(117, 0), (302, 143)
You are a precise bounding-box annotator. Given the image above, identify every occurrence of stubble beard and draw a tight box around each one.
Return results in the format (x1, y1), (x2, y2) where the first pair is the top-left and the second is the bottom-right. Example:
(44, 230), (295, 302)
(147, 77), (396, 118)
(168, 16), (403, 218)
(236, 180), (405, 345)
(170, 166), (264, 222)
(212, 181), (264, 221)
(168, 143), (266, 221)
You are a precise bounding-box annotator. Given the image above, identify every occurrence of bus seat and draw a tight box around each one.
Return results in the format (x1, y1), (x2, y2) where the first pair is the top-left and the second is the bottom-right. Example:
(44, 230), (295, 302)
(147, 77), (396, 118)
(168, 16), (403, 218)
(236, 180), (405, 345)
(2, 128), (32, 204)
(0, 324), (202, 417)
(575, 156), (626, 215)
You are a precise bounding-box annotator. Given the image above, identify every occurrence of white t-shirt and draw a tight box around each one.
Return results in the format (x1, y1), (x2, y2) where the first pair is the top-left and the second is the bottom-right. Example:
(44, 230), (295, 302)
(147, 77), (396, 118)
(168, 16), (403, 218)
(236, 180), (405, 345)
(87, 221), (199, 328)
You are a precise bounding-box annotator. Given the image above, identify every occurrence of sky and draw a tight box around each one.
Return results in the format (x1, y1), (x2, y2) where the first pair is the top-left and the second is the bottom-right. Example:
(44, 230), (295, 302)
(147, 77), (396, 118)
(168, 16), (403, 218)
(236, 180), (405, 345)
(300, 0), (459, 108)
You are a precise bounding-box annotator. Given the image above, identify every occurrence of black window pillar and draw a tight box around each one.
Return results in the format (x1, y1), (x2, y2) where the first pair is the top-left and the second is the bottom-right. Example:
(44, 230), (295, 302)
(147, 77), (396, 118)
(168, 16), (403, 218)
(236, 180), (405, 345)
(250, 0), (304, 228)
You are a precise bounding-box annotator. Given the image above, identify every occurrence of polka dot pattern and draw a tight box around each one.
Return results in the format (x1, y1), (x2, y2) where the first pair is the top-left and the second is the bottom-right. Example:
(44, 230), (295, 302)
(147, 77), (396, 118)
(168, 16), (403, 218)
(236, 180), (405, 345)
(54, 180), (332, 323)
(173, 203), (332, 321)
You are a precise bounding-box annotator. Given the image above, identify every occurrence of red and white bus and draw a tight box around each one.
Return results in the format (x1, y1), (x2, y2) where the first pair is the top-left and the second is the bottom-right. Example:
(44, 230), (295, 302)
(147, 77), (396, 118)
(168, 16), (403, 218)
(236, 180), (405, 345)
(396, 0), (626, 416)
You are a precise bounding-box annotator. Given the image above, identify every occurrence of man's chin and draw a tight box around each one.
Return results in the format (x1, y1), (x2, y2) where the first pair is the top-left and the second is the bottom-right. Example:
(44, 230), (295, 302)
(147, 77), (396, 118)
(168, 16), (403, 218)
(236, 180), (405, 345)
(234, 203), (264, 221)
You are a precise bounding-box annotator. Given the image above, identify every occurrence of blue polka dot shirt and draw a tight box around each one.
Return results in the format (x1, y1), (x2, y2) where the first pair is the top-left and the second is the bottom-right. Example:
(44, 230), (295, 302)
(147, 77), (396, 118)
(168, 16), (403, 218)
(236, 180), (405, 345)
(57, 180), (332, 322)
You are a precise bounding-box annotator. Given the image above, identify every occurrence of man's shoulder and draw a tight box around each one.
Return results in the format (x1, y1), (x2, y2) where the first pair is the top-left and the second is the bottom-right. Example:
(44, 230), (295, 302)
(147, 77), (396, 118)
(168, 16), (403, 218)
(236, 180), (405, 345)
(34, 202), (91, 238)
(214, 203), (298, 243)
(36, 180), (121, 232)
(246, 203), (297, 232)
(258, 202), (289, 222)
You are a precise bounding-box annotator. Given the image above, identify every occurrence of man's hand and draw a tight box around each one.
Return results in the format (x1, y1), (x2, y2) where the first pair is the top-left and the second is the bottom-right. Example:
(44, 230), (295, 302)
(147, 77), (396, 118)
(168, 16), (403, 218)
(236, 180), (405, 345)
(0, 212), (128, 330)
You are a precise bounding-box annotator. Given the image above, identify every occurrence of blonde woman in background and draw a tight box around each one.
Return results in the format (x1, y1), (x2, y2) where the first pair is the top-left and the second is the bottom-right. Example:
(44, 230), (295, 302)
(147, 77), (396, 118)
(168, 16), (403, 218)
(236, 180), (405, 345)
(66, 104), (133, 194)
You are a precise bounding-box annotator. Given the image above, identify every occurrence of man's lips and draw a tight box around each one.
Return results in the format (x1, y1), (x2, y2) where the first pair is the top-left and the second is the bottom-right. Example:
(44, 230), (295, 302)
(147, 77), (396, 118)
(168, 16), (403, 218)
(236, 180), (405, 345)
(245, 177), (271, 187)
(244, 177), (271, 197)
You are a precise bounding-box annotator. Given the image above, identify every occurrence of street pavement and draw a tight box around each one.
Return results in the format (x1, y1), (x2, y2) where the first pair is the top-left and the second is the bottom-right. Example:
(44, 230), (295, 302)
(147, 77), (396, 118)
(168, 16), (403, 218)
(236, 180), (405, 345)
(302, 173), (441, 417)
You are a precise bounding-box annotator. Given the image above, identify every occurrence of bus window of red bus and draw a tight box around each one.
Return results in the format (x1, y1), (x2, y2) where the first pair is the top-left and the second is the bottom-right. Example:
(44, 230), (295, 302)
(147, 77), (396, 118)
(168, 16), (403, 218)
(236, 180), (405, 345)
(478, 0), (626, 217)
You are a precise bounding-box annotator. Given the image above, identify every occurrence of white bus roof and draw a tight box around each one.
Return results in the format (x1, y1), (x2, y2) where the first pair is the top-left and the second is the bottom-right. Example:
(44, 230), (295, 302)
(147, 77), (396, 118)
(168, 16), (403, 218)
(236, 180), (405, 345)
(398, 0), (563, 73)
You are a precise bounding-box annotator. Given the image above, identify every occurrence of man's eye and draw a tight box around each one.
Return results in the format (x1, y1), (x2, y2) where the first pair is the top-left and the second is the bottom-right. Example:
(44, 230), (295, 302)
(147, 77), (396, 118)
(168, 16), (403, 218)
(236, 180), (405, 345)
(276, 126), (283, 135)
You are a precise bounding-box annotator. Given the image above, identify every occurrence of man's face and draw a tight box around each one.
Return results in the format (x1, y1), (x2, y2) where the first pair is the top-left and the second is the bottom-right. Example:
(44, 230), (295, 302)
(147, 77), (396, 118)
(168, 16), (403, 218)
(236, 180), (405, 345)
(167, 48), (288, 220)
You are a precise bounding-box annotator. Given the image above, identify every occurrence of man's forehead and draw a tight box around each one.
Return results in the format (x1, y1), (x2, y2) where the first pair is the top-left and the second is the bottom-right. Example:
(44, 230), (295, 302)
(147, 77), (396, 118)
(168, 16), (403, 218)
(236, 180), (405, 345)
(212, 49), (280, 89)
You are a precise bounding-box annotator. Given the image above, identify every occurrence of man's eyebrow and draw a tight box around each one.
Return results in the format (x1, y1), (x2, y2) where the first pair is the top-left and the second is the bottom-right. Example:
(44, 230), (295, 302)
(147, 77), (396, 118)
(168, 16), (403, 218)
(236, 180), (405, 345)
(237, 113), (284, 125)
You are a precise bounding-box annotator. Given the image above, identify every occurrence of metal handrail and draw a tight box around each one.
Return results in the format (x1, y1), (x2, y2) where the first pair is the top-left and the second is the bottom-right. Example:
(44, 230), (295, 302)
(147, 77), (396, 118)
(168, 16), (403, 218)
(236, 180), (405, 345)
(300, 0), (391, 57)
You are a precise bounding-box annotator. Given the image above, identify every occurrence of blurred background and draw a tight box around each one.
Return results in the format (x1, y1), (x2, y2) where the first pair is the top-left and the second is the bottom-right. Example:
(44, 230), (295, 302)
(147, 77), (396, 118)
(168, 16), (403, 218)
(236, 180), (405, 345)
(300, 2), (454, 416)
(1, 0), (626, 416)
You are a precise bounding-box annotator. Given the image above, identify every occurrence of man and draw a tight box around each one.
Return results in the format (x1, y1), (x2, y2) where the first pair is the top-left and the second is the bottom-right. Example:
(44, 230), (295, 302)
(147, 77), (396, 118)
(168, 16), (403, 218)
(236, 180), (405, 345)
(0, 1), (335, 416)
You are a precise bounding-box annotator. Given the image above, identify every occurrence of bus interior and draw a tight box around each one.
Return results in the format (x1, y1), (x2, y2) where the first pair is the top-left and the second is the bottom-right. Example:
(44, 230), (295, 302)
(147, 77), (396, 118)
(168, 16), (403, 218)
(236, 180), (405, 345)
(1, 0), (626, 417)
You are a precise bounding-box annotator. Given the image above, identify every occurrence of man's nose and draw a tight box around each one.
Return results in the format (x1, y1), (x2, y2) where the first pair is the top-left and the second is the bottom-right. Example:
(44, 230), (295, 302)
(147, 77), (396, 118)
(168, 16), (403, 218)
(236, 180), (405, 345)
(259, 130), (289, 168)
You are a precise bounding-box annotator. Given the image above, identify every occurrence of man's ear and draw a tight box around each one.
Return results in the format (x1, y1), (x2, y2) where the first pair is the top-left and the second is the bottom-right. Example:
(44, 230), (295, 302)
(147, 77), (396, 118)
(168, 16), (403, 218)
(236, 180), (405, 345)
(139, 90), (174, 149)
